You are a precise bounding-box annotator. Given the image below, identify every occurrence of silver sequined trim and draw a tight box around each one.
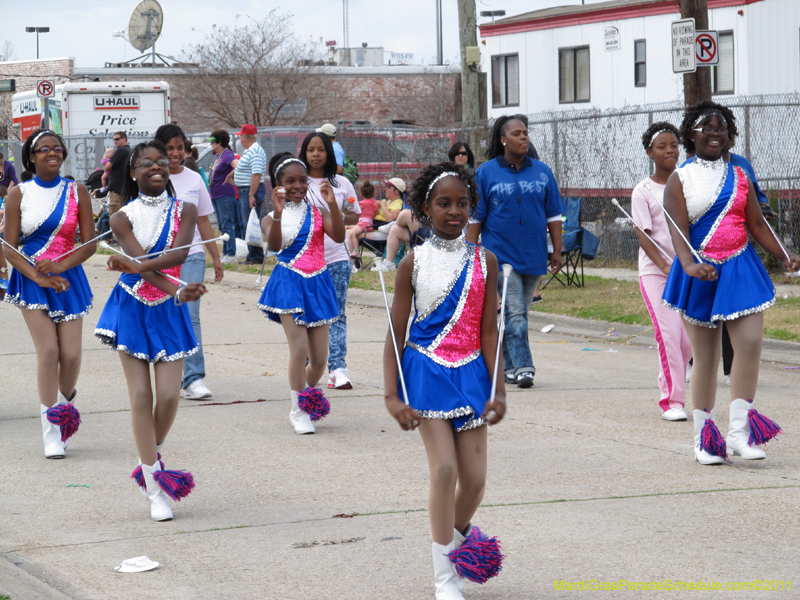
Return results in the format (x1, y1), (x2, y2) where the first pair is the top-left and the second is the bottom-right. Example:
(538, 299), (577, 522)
(414, 406), (474, 420)
(33, 182), (74, 260)
(457, 417), (487, 432)
(662, 295), (775, 328)
(256, 303), (338, 327)
(5, 293), (91, 322)
(138, 190), (169, 207)
(407, 342), (481, 368)
(412, 234), (469, 321)
(118, 281), (171, 306)
(698, 167), (747, 265)
(278, 200), (307, 250)
(95, 328), (199, 363)
(426, 247), (478, 355)
(20, 179), (66, 237)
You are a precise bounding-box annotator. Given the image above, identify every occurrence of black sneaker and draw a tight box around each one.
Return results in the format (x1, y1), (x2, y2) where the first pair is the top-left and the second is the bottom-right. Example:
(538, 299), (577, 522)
(504, 373), (515, 385)
(516, 372), (534, 388)
(531, 295), (543, 304)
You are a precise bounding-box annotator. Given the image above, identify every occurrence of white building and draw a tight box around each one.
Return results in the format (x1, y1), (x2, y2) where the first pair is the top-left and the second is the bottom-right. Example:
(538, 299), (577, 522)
(479, 0), (799, 116)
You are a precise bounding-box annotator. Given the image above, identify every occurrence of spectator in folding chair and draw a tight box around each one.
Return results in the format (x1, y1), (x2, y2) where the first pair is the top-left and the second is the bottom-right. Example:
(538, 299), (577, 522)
(346, 180), (380, 258)
(467, 115), (564, 389)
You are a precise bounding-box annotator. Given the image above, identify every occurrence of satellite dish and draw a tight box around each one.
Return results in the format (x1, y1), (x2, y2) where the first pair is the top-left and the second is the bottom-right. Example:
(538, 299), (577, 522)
(128, 0), (164, 53)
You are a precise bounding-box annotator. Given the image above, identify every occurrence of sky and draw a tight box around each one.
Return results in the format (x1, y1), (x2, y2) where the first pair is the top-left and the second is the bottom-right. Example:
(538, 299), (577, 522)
(4, 0), (609, 68)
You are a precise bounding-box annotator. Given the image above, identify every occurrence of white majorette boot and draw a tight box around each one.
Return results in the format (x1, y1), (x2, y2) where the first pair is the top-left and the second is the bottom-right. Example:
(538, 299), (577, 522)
(140, 462), (173, 521)
(727, 398), (783, 460)
(452, 525), (471, 594)
(432, 541), (465, 600)
(289, 390), (315, 434)
(41, 404), (66, 459)
(693, 409), (727, 465)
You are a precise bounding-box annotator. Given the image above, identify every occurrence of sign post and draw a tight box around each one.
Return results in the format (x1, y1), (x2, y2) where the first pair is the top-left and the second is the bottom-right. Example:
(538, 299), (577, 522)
(36, 79), (55, 131)
(671, 18), (696, 73)
(695, 30), (719, 66)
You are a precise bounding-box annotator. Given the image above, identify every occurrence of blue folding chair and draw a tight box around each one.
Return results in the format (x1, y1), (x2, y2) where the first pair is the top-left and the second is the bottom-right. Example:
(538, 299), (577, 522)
(542, 197), (599, 289)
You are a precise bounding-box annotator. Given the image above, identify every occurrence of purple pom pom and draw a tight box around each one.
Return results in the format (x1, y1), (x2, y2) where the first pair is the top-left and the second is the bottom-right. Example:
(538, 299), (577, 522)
(153, 469), (195, 501)
(700, 416), (729, 461)
(446, 526), (505, 584)
(46, 402), (81, 443)
(297, 387), (331, 422)
(748, 409), (783, 446)
(131, 454), (163, 491)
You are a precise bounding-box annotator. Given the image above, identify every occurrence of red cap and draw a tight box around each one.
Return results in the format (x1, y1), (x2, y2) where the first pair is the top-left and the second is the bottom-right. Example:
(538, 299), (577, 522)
(236, 124), (258, 135)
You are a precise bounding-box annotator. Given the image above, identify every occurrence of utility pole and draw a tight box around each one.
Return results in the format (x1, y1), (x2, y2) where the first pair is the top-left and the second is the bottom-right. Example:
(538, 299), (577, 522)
(680, 0), (711, 106)
(457, 0), (481, 123)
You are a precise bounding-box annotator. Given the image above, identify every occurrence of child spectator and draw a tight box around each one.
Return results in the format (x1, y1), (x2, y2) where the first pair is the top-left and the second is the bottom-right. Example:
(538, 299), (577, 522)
(346, 180), (380, 257)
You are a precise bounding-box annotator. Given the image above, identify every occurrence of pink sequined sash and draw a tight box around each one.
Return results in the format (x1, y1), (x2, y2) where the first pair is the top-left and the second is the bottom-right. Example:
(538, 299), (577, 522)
(280, 205), (327, 277)
(699, 166), (749, 264)
(35, 182), (79, 261)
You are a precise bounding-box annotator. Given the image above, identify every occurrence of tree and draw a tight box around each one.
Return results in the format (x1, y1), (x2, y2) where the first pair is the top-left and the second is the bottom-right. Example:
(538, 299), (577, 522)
(180, 12), (328, 128)
(0, 40), (14, 62)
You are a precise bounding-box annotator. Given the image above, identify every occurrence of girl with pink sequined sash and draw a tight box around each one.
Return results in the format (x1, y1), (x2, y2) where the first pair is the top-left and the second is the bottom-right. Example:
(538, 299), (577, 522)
(94, 141), (207, 521)
(384, 164), (506, 599)
(2, 129), (97, 459)
(662, 103), (800, 466)
(260, 154), (344, 435)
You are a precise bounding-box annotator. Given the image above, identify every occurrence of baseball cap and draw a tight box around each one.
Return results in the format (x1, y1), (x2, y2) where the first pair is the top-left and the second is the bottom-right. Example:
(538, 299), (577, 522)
(316, 123), (337, 137)
(384, 177), (406, 193)
(235, 124), (258, 136)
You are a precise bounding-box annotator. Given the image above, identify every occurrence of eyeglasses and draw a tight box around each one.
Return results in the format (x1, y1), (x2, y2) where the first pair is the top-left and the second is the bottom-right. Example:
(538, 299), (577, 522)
(693, 127), (728, 135)
(33, 145), (64, 155)
(455, 151), (469, 156)
(134, 157), (170, 168)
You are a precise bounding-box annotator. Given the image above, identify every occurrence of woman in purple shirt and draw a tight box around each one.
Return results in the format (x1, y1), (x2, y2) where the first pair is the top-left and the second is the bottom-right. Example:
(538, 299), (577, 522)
(208, 130), (238, 263)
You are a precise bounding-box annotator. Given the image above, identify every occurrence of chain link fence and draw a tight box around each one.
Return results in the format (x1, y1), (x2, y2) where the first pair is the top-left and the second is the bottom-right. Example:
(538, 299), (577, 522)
(3, 93), (799, 263)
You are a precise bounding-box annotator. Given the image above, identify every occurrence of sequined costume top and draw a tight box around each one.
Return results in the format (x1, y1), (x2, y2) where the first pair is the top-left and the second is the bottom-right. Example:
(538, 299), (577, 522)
(406, 233), (487, 367)
(5, 176), (94, 322)
(662, 157), (775, 327)
(274, 200), (327, 277)
(117, 192), (183, 305)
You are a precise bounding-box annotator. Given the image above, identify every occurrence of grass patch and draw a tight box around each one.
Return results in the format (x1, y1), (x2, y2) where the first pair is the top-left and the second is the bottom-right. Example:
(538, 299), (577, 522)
(535, 276), (651, 326)
(349, 266), (397, 293)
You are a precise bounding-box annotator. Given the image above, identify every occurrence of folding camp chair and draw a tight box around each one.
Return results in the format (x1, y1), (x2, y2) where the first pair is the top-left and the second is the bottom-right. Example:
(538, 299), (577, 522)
(541, 197), (599, 289)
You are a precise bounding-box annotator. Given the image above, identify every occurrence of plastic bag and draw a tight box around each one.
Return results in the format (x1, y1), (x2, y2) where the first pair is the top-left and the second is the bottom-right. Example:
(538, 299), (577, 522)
(245, 208), (263, 247)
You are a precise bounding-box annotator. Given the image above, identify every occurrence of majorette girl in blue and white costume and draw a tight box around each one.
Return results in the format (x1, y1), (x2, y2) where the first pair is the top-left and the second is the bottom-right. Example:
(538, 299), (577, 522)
(259, 154), (344, 435)
(95, 140), (207, 522)
(662, 102), (800, 466)
(384, 164), (505, 600)
(3, 129), (96, 459)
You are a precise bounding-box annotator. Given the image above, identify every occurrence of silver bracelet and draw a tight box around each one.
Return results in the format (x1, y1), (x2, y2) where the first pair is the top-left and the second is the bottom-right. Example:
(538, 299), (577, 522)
(174, 286), (186, 305)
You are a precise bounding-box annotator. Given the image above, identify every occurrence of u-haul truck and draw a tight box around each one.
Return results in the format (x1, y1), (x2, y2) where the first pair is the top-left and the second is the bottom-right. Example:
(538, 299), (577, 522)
(12, 81), (171, 139)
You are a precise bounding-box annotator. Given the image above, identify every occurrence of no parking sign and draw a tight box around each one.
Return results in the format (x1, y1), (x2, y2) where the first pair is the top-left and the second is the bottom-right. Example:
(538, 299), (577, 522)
(695, 31), (720, 66)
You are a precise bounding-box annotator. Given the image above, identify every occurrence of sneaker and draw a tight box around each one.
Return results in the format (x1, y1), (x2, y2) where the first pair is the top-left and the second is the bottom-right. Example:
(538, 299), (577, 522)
(504, 373), (515, 385)
(181, 379), (213, 400)
(244, 259), (262, 265)
(661, 407), (688, 421)
(516, 372), (534, 388)
(327, 368), (353, 390)
(378, 221), (395, 235)
(221, 255), (238, 265)
(685, 362), (692, 383)
(351, 263), (359, 274)
(531, 295), (543, 304)
(725, 376), (730, 386)
(378, 261), (397, 272)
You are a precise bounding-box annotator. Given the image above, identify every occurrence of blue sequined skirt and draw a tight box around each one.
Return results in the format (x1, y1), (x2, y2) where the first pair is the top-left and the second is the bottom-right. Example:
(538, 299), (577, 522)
(257, 264), (338, 327)
(399, 346), (490, 431)
(662, 244), (775, 327)
(5, 266), (93, 322)
(95, 285), (198, 362)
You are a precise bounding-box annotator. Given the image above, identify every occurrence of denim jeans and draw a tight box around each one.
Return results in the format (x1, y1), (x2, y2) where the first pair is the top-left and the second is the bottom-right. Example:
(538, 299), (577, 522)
(237, 183), (265, 262)
(327, 260), (350, 371)
(499, 269), (540, 378)
(181, 253), (207, 389)
(211, 194), (237, 256)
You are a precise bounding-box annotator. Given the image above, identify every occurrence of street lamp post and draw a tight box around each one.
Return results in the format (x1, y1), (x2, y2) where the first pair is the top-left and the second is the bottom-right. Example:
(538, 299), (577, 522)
(25, 26), (50, 59)
(479, 10), (506, 24)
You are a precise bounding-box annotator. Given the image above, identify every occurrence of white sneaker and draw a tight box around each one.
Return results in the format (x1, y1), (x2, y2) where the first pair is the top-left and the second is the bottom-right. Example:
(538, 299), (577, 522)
(351, 263), (358, 274)
(221, 255), (238, 265)
(661, 407), (688, 421)
(378, 221), (395, 234)
(725, 376), (730, 386)
(685, 362), (692, 383)
(327, 368), (353, 390)
(181, 380), (213, 400)
(378, 260), (397, 271)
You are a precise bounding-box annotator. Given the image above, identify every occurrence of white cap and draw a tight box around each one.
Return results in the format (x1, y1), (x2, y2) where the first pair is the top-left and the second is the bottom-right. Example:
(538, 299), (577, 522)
(316, 123), (337, 137)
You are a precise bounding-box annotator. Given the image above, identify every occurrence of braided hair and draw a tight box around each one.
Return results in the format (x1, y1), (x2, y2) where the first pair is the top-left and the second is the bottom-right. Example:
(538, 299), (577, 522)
(679, 100), (738, 155)
(21, 129), (69, 173)
(485, 115), (525, 160)
(120, 140), (176, 206)
(641, 121), (681, 150)
(408, 162), (477, 228)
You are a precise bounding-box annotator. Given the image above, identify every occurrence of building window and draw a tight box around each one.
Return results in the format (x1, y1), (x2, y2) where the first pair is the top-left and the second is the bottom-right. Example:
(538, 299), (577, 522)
(634, 40), (646, 87)
(559, 46), (590, 103)
(491, 54), (520, 107)
(712, 31), (734, 94)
